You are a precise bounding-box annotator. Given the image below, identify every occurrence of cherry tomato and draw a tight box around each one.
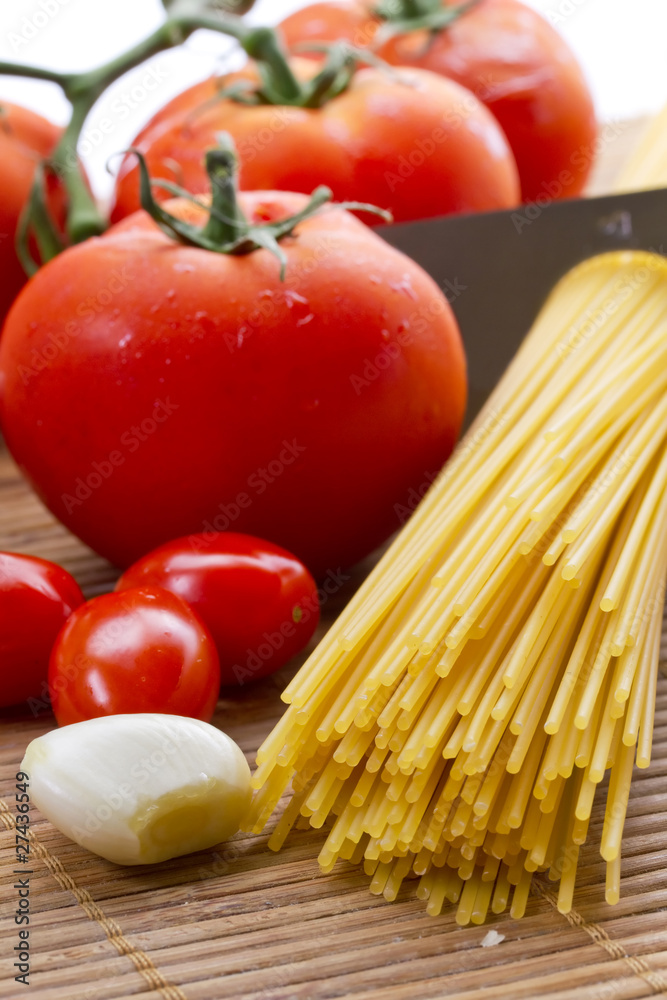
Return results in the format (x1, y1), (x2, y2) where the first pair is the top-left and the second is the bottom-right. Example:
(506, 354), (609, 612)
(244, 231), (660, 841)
(279, 0), (598, 203)
(0, 190), (466, 577)
(110, 60), (519, 224)
(48, 586), (220, 726)
(116, 533), (320, 686)
(0, 552), (83, 709)
(0, 102), (64, 323)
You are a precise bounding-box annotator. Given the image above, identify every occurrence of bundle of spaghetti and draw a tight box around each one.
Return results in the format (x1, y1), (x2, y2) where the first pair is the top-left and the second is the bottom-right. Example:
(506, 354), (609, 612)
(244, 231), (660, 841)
(242, 250), (667, 925)
(614, 101), (667, 193)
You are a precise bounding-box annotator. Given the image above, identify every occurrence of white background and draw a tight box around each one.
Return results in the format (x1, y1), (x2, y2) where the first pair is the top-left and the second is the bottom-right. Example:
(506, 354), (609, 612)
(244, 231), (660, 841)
(1, 0), (665, 200)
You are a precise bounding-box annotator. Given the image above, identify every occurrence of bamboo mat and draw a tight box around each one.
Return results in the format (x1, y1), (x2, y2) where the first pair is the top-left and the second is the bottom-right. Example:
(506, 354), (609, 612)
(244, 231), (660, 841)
(2, 119), (667, 1000)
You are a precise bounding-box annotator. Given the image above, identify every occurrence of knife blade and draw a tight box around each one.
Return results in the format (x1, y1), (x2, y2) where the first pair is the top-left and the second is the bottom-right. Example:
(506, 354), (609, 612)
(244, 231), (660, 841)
(378, 187), (667, 421)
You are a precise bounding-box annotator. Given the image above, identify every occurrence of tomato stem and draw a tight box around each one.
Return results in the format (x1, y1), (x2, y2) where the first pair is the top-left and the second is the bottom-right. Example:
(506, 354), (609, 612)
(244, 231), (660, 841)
(243, 28), (304, 104)
(0, 62), (71, 87)
(233, 34), (397, 110)
(373, 0), (482, 40)
(239, 30), (374, 110)
(200, 140), (251, 245)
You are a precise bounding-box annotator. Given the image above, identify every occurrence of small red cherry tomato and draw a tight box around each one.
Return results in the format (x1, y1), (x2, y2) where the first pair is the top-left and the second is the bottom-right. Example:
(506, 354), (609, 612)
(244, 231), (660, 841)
(116, 533), (320, 687)
(48, 586), (220, 725)
(0, 552), (84, 709)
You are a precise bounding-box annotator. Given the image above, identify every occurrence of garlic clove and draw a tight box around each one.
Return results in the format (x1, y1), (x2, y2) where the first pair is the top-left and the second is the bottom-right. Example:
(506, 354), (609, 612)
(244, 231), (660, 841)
(21, 713), (251, 866)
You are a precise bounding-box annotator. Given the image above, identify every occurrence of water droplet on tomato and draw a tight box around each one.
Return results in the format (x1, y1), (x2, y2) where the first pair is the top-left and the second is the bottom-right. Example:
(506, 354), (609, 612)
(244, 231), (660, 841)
(285, 290), (308, 308)
(389, 274), (418, 300)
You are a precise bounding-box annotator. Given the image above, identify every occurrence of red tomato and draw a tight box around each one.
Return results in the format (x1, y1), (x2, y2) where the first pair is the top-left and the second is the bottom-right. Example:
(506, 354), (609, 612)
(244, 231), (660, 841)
(0, 552), (83, 709)
(279, 0), (598, 202)
(280, 1), (374, 51)
(0, 191), (466, 577)
(0, 102), (64, 323)
(48, 586), (220, 725)
(116, 533), (320, 686)
(110, 60), (519, 223)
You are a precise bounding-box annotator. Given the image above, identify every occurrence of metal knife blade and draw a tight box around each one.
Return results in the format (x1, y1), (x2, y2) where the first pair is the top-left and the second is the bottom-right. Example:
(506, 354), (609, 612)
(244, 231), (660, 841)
(378, 187), (667, 421)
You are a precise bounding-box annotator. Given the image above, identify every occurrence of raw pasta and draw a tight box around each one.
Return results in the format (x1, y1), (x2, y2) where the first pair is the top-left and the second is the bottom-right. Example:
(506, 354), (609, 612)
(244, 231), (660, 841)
(243, 251), (667, 924)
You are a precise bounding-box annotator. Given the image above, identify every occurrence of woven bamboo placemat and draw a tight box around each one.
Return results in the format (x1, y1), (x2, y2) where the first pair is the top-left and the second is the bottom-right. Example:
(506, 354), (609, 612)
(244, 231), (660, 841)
(2, 118), (667, 1000)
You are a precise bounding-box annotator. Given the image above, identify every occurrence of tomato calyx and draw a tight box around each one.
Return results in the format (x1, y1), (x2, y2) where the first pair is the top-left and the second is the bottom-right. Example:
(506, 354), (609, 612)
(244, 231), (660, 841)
(373, 0), (482, 43)
(132, 134), (391, 279)
(242, 30), (398, 110)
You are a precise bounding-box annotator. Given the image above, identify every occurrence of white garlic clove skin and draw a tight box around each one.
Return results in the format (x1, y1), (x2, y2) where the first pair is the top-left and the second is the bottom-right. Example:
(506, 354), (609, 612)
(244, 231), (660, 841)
(21, 713), (251, 866)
